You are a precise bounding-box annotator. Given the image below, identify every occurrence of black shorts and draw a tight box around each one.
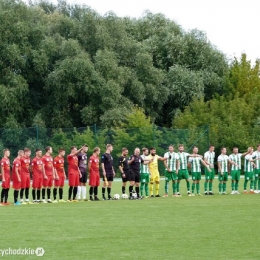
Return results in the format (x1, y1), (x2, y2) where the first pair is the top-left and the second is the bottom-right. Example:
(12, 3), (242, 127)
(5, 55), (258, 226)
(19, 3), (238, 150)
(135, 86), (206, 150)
(79, 172), (87, 183)
(103, 175), (114, 182)
(129, 170), (140, 183)
(122, 171), (130, 183)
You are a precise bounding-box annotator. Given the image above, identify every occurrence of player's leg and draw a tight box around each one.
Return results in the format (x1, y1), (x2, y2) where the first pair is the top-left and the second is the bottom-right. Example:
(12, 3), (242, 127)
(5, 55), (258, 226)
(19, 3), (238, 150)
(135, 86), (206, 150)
(42, 179), (47, 202)
(155, 172), (160, 197)
(47, 176), (53, 203)
(191, 172), (196, 195)
(140, 174), (145, 197)
(258, 175), (260, 193)
(14, 188), (20, 205)
(231, 170), (235, 194)
(208, 168), (215, 195)
(184, 170), (191, 195)
(102, 177), (107, 200)
(235, 171), (240, 194)
(163, 171), (169, 197)
(32, 188), (36, 203)
(204, 168), (209, 195)
(82, 173), (87, 200)
(196, 173), (202, 195)
(222, 173), (228, 194)
(149, 171), (155, 197)
(244, 172), (249, 193)
(176, 170), (182, 195)
(135, 174), (141, 199)
(249, 173), (255, 193)
(122, 173), (127, 195)
(68, 174), (73, 201)
(94, 174), (100, 200)
(89, 186), (94, 201)
(4, 180), (10, 204)
(218, 173), (223, 194)
(107, 177), (113, 200)
(129, 180), (135, 199)
(36, 188), (41, 203)
(144, 173), (149, 197)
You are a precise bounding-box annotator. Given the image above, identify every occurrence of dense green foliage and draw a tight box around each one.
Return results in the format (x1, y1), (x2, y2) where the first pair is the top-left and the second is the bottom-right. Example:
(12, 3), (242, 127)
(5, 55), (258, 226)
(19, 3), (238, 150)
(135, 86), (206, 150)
(0, 0), (228, 128)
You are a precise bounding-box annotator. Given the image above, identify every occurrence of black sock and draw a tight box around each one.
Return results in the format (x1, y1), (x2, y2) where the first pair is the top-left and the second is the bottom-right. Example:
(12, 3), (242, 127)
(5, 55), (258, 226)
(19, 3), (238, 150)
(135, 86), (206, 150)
(32, 189), (36, 201)
(1, 189), (4, 203)
(5, 189), (9, 203)
(73, 186), (77, 200)
(129, 185), (133, 197)
(89, 187), (93, 198)
(136, 187), (140, 197)
(107, 187), (111, 197)
(25, 188), (29, 200)
(20, 188), (24, 200)
(47, 188), (51, 199)
(59, 188), (63, 200)
(37, 190), (41, 200)
(53, 188), (57, 200)
(102, 187), (105, 197)
(94, 187), (98, 196)
(14, 190), (19, 203)
(42, 188), (46, 200)
(122, 186), (125, 194)
(68, 186), (73, 200)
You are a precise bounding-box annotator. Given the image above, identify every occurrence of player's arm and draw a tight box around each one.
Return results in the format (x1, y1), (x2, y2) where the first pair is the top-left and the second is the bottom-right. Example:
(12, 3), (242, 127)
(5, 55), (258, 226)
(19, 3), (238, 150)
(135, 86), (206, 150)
(15, 164), (21, 182)
(42, 163), (48, 179)
(218, 160), (223, 175)
(128, 155), (135, 164)
(77, 166), (82, 178)
(176, 159), (180, 175)
(201, 159), (211, 172)
(70, 145), (86, 157)
(88, 159), (92, 173)
(228, 159), (238, 166)
(157, 156), (167, 161)
(118, 160), (125, 178)
(112, 166), (115, 177)
(101, 160), (106, 177)
(53, 163), (59, 180)
(163, 158), (170, 172)
(1, 163), (5, 182)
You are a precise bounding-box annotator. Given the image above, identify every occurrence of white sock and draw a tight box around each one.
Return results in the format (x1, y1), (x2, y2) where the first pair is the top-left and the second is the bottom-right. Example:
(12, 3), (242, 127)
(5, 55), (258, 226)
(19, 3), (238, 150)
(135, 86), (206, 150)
(77, 186), (82, 199)
(82, 186), (86, 199)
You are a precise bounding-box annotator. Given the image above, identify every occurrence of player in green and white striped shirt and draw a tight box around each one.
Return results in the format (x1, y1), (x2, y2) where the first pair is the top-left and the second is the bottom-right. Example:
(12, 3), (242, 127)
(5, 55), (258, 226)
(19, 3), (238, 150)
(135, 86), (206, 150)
(204, 145), (215, 195)
(217, 147), (237, 195)
(252, 144), (260, 193)
(163, 145), (180, 197)
(244, 147), (257, 194)
(188, 146), (211, 196)
(229, 147), (249, 194)
(140, 148), (150, 198)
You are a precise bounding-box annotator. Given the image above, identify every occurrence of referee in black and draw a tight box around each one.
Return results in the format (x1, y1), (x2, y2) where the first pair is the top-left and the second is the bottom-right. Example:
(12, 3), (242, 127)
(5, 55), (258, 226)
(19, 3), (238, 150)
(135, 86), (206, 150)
(118, 148), (130, 195)
(128, 147), (151, 199)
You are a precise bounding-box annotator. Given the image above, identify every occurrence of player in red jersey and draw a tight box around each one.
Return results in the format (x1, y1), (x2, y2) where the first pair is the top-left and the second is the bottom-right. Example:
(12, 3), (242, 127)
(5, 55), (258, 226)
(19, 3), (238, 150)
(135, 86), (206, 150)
(67, 145), (85, 202)
(12, 150), (24, 206)
(1, 149), (11, 205)
(88, 147), (101, 201)
(20, 148), (32, 204)
(42, 146), (56, 203)
(31, 149), (47, 203)
(53, 148), (67, 202)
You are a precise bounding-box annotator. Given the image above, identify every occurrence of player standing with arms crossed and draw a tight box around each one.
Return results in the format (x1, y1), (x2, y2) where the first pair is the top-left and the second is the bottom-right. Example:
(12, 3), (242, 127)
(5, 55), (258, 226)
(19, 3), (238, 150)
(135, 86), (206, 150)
(20, 148), (32, 204)
(101, 144), (115, 200)
(88, 147), (101, 201)
(140, 148), (150, 198)
(163, 145), (180, 197)
(118, 148), (130, 195)
(188, 146), (211, 196)
(1, 149), (11, 205)
(67, 146), (84, 202)
(12, 150), (24, 205)
(204, 145), (215, 195)
(53, 148), (67, 202)
(42, 146), (56, 203)
(32, 149), (47, 203)
(77, 145), (88, 201)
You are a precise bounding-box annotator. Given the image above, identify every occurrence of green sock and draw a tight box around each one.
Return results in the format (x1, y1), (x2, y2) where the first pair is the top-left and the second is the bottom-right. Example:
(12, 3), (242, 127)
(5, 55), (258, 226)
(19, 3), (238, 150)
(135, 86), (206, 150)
(186, 181), (190, 192)
(231, 182), (235, 191)
(145, 183), (149, 196)
(192, 183), (195, 193)
(196, 183), (200, 194)
(209, 182), (213, 192)
(218, 183), (222, 192)
(235, 182), (238, 191)
(244, 180), (248, 190)
(177, 182), (180, 192)
(254, 178), (258, 190)
(250, 180), (254, 190)
(204, 182), (208, 192)
(140, 183), (144, 196)
(172, 182), (175, 194)
(164, 181), (169, 194)
(223, 183), (226, 192)
(258, 179), (260, 190)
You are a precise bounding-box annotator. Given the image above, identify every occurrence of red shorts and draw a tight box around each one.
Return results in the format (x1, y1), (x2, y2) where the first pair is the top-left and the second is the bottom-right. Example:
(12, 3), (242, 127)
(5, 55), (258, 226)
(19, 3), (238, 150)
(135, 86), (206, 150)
(21, 174), (30, 189)
(2, 174), (10, 189)
(32, 174), (43, 189)
(89, 172), (100, 187)
(43, 175), (53, 187)
(54, 175), (65, 187)
(68, 173), (79, 187)
(13, 175), (21, 190)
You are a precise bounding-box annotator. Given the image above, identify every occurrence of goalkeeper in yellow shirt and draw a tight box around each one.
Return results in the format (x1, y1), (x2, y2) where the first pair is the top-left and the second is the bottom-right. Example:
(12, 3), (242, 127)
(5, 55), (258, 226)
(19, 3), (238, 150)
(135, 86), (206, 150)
(147, 148), (167, 197)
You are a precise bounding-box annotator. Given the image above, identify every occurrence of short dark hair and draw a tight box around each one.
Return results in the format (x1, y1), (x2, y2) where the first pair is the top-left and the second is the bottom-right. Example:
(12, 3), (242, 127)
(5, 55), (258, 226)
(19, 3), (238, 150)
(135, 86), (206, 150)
(169, 144), (174, 148)
(45, 146), (51, 152)
(209, 145), (214, 148)
(93, 147), (100, 153)
(150, 147), (156, 151)
(35, 148), (41, 152)
(24, 147), (31, 152)
(70, 146), (77, 151)
(122, 147), (128, 152)
(142, 148), (148, 152)
(59, 148), (65, 153)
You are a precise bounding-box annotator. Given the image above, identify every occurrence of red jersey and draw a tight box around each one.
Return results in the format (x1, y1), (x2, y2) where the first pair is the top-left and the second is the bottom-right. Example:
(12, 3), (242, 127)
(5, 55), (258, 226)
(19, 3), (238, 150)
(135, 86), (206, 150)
(67, 154), (79, 175)
(31, 157), (43, 176)
(54, 156), (65, 177)
(1, 157), (10, 176)
(89, 155), (99, 173)
(42, 155), (54, 176)
(20, 156), (31, 175)
(12, 158), (21, 176)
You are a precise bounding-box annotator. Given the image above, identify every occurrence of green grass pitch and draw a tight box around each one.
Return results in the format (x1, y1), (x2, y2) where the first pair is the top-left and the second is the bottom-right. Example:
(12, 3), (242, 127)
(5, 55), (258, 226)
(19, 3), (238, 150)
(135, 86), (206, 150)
(1, 179), (260, 260)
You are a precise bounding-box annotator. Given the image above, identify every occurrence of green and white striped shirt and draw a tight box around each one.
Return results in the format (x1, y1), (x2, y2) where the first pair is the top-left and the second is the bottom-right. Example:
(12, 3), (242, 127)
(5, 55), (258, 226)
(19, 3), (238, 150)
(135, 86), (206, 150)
(140, 155), (149, 174)
(244, 154), (254, 172)
(204, 151), (215, 166)
(252, 151), (260, 169)
(178, 152), (190, 170)
(164, 152), (179, 171)
(188, 157), (202, 172)
(229, 153), (242, 170)
(217, 155), (229, 172)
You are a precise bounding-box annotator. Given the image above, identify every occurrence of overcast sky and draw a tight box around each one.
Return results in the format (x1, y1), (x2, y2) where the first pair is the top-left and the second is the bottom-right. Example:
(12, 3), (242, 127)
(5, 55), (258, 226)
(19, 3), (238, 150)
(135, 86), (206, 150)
(32, 0), (260, 62)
